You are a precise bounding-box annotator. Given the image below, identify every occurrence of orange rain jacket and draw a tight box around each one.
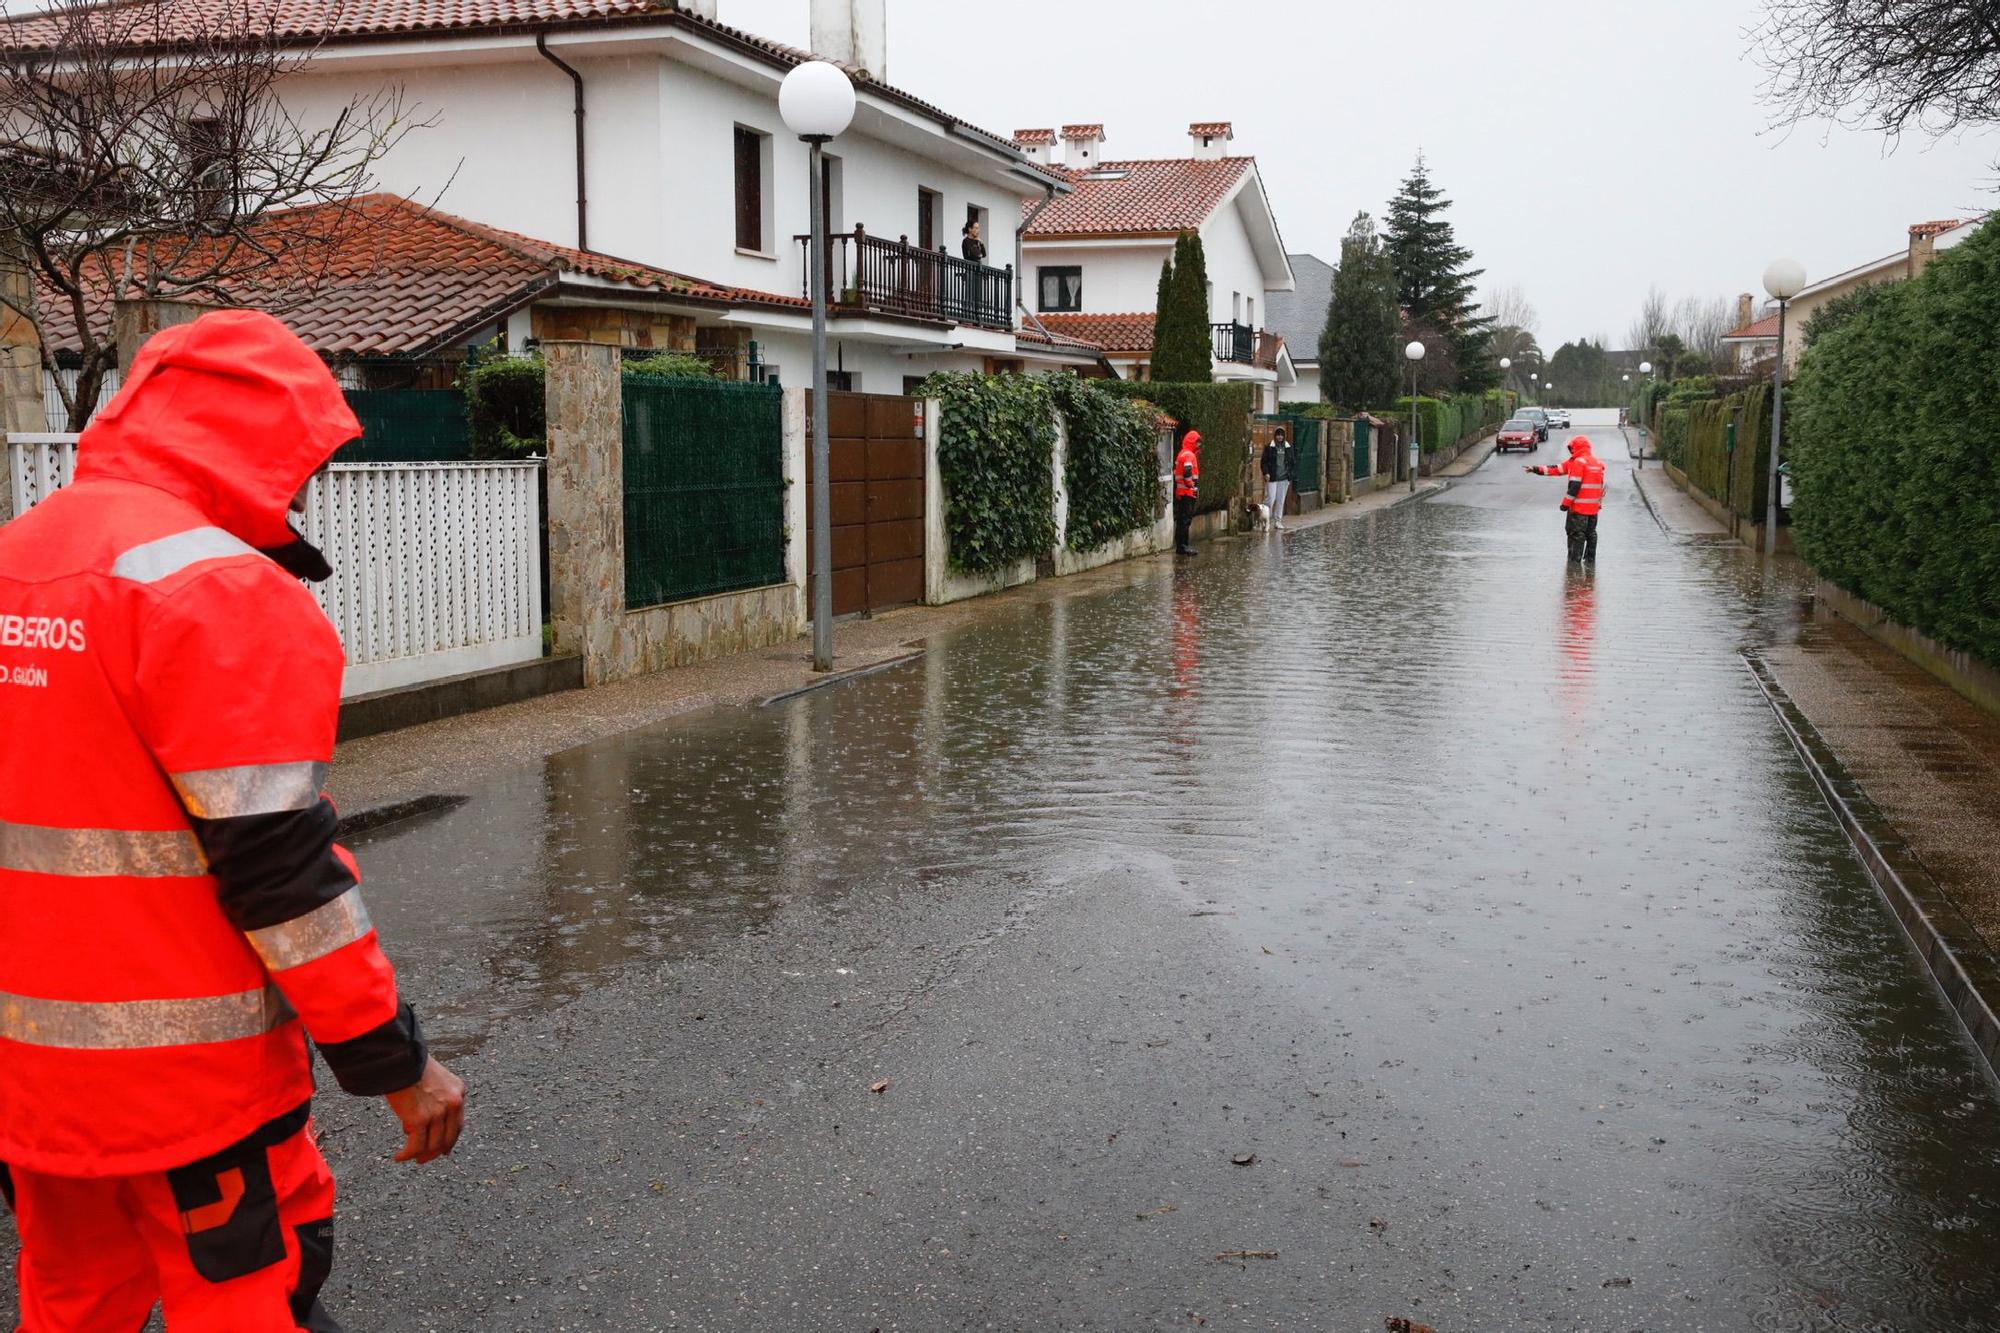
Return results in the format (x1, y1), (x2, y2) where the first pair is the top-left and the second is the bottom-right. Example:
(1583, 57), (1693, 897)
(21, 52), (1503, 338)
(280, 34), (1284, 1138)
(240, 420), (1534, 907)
(1174, 431), (1201, 499)
(1531, 437), (1607, 516)
(0, 311), (426, 1176)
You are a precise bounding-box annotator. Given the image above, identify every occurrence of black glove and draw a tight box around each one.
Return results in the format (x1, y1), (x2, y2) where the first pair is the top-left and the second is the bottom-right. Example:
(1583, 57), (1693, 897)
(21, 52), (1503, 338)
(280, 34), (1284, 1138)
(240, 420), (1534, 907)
(260, 527), (334, 583)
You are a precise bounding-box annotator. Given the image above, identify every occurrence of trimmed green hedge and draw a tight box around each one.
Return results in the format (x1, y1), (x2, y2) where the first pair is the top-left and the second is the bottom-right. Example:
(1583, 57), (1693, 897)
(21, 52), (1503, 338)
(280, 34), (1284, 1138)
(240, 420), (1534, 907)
(1391, 391), (1507, 454)
(1679, 383), (1771, 521)
(921, 372), (1059, 575)
(1048, 374), (1161, 552)
(1100, 379), (1253, 513)
(464, 350), (724, 458)
(1791, 223), (2000, 665)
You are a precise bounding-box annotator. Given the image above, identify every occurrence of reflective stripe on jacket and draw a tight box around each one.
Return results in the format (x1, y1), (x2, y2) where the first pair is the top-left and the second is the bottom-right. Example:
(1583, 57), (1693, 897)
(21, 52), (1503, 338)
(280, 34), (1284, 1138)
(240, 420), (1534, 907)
(1175, 446), (1200, 499)
(1532, 454), (1607, 516)
(0, 311), (425, 1176)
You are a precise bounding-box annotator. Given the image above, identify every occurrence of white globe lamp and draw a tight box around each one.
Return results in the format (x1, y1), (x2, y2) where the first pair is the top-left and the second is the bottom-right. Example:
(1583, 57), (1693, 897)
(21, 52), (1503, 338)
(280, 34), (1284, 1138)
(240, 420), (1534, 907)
(779, 61), (856, 139)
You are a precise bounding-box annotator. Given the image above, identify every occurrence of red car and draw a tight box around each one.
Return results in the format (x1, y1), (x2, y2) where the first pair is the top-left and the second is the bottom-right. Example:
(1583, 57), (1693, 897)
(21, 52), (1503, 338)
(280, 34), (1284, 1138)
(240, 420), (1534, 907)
(1495, 418), (1540, 453)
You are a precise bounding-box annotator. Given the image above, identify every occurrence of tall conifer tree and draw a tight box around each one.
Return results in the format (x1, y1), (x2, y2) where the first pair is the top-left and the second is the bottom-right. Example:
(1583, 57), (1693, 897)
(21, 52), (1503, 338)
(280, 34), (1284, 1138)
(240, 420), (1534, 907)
(1384, 154), (1497, 392)
(1152, 230), (1214, 382)
(1319, 211), (1401, 407)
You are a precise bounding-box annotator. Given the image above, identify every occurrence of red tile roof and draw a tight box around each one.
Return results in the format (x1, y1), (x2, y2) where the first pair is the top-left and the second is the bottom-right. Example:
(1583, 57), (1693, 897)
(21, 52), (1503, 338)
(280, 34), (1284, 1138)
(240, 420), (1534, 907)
(0, 1), (1069, 186)
(1061, 124), (1106, 139)
(1721, 314), (1780, 341)
(1014, 321), (1103, 353)
(1024, 157), (1252, 237)
(1035, 312), (1153, 354)
(34, 193), (802, 359)
(1188, 121), (1232, 138)
(1014, 128), (1056, 145)
(1909, 218), (1968, 240)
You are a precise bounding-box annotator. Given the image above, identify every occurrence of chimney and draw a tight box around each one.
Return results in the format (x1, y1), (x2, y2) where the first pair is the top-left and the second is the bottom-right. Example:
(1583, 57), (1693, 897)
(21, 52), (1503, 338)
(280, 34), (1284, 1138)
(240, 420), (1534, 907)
(1014, 128), (1056, 167)
(1735, 292), (1753, 329)
(1189, 121), (1233, 161)
(674, 0), (716, 18)
(1908, 218), (1960, 280)
(1061, 123), (1105, 169)
(810, 0), (886, 80)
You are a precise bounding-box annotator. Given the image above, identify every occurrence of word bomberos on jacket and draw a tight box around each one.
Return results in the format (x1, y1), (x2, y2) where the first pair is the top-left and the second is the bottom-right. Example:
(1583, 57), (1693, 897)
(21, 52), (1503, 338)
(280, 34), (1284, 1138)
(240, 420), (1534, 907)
(0, 310), (465, 1330)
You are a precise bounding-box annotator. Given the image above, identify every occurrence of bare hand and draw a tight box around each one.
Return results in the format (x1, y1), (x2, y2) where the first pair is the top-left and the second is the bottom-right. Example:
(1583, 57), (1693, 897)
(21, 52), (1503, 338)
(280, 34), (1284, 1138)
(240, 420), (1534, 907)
(384, 1056), (466, 1164)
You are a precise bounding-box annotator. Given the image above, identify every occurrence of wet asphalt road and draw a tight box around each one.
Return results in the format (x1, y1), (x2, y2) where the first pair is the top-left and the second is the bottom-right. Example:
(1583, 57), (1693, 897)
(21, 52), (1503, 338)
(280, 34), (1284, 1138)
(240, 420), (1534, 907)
(14, 427), (2000, 1330)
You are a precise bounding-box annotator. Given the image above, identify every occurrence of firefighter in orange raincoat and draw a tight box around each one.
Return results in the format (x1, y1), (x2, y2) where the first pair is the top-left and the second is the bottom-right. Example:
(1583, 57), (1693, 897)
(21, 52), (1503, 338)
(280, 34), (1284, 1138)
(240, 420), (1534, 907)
(1172, 430), (1201, 556)
(0, 310), (465, 1330)
(1527, 435), (1607, 563)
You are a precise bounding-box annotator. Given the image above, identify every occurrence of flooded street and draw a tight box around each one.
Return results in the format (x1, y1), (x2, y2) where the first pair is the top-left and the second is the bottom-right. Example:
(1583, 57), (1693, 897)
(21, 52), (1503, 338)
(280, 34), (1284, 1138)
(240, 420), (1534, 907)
(318, 430), (2000, 1330)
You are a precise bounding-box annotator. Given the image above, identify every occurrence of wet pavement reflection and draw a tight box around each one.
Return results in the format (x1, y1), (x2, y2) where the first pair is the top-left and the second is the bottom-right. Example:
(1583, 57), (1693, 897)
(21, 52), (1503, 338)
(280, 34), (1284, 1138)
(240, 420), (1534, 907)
(353, 428), (2000, 1327)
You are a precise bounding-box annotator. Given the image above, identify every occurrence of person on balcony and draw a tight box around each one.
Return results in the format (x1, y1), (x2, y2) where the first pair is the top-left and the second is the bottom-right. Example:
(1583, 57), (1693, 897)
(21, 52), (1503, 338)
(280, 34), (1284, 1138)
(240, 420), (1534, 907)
(960, 220), (986, 265)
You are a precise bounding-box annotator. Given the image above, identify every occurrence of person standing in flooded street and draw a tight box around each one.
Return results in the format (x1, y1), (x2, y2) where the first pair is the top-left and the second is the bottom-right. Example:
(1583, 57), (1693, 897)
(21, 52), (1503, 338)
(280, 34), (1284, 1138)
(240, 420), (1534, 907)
(1528, 435), (1607, 563)
(1173, 429), (1201, 556)
(0, 312), (464, 1330)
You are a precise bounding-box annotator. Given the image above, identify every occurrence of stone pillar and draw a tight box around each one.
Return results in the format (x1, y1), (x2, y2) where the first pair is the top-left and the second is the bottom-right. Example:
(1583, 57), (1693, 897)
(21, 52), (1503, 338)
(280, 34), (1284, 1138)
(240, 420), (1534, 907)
(542, 340), (623, 685)
(0, 249), (46, 439)
(113, 298), (204, 368)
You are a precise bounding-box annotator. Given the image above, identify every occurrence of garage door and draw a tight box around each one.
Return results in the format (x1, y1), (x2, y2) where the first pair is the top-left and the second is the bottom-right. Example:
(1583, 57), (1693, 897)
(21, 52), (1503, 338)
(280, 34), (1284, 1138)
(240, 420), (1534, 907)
(806, 391), (927, 617)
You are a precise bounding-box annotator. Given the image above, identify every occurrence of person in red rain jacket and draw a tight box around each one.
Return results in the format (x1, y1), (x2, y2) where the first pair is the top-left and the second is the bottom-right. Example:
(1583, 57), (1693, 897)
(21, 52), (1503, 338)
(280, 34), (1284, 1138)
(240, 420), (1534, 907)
(1172, 430), (1201, 556)
(0, 310), (464, 1330)
(1527, 435), (1608, 563)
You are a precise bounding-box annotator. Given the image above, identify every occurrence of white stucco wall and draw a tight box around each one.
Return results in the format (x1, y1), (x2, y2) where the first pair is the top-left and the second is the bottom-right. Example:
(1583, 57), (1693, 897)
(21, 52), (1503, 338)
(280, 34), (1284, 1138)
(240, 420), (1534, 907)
(1025, 178), (1276, 327)
(281, 40), (1031, 313)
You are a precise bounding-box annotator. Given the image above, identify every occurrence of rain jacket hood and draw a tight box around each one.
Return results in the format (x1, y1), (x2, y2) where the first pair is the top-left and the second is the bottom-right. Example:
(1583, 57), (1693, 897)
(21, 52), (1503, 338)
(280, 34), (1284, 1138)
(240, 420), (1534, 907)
(1183, 430), (1202, 451)
(1567, 435), (1593, 457)
(74, 310), (359, 551)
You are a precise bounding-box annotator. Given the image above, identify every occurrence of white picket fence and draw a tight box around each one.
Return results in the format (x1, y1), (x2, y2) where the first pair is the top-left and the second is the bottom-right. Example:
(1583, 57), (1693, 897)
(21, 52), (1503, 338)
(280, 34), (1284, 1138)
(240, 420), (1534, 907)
(6, 434), (544, 698)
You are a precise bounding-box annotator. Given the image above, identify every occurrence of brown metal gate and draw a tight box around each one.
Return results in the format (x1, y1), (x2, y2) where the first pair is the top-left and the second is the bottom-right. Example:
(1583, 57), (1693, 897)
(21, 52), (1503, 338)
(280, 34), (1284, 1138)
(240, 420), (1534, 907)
(807, 391), (927, 616)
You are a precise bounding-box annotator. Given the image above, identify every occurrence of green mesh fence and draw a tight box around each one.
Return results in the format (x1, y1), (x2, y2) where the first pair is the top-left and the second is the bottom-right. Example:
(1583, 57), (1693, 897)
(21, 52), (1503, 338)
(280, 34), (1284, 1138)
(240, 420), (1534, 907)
(622, 376), (786, 610)
(339, 389), (472, 462)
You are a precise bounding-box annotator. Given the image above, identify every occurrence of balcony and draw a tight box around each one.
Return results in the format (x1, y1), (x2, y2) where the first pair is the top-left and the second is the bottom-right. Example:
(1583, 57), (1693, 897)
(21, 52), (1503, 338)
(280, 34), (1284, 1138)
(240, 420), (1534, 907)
(795, 225), (1014, 332)
(1211, 322), (1284, 371)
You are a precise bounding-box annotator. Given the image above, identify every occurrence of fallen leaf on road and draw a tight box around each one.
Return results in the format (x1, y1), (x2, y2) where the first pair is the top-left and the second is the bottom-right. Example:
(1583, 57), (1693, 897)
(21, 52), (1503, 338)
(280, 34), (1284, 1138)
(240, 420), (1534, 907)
(1385, 1319), (1436, 1333)
(1215, 1250), (1277, 1261)
(1602, 1276), (1632, 1288)
(869, 1079), (890, 1094)
(1261, 947), (1274, 955)
(1136, 1205), (1178, 1219)
(1369, 1217), (1389, 1231)
(1339, 1159), (1366, 1168)
(1231, 1152), (1257, 1166)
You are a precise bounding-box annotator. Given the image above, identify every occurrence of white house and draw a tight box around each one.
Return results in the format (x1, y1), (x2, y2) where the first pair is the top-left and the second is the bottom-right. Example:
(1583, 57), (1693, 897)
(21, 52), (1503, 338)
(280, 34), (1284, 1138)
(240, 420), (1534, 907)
(0, 0), (1108, 392)
(1774, 216), (1984, 374)
(1020, 122), (1296, 408)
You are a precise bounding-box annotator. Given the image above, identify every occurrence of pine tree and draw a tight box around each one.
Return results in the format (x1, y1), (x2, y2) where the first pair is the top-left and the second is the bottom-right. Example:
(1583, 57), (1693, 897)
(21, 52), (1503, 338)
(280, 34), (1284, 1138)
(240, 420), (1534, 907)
(1152, 230), (1213, 382)
(1319, 212), (1401, 408)
(1384, 154), (1495, 392)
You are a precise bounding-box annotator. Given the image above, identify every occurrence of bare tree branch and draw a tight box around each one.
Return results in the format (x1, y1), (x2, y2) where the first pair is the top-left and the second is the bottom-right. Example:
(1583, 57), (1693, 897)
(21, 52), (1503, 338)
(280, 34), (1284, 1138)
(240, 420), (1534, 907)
(1751, 0), (2000, 141)
(0, 0), (430, 427)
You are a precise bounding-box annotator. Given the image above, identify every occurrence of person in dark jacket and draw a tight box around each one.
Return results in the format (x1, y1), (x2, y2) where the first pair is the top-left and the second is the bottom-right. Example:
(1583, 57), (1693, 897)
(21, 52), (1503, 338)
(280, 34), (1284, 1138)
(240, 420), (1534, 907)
(1261, 428), (1295, 531)
(960, 221), (986, 265)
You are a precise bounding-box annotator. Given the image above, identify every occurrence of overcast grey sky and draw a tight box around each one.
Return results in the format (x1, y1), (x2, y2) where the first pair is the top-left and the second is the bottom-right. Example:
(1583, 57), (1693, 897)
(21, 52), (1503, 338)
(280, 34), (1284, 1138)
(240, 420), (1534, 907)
(726, 0), (1995, 347)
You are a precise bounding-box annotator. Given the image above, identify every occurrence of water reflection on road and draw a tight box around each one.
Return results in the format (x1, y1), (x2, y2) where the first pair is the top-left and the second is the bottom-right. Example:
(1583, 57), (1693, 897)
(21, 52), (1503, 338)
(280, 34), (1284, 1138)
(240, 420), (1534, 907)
(356, 430), (2000, 1326)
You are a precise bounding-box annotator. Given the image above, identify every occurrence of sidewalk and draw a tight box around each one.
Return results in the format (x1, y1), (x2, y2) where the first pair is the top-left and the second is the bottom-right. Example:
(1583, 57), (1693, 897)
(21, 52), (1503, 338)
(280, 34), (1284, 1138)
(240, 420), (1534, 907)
(1631, 464), (1731, 538)
(333, 482), (1443, 817)
(1756, 608), (2000, 1072)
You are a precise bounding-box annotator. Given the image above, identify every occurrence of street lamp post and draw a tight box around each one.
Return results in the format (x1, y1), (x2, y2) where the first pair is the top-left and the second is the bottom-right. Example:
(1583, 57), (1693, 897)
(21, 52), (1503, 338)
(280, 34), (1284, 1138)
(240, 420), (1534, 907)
(1404, 340), (1426, 493)
(780, 61), (857, 672)
(1635, 361), (1653, 469)
(1761, 258), (1805, 557)
(1499, 356), (1512, 403)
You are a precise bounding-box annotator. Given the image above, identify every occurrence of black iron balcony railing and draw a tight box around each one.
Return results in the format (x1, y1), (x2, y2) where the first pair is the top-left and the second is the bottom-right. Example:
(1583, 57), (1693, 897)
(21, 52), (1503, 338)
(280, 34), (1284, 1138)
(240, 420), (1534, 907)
(795, 225), (1014, 331)
(1212, 320), (1253, 364)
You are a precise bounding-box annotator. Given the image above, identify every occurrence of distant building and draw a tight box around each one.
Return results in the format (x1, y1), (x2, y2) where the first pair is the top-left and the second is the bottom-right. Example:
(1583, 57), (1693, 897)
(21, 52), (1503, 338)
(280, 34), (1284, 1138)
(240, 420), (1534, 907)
(1020, 121), (1296, 408)
(1776, 217), (1982, 373)
(1265, 253), (1332, 404)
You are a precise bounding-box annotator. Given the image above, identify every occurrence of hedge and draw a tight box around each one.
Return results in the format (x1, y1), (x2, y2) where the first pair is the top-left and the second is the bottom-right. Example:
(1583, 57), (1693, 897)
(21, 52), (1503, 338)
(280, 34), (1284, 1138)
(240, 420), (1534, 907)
(1100, 379), (1253, 513)
(463, 350), (722, 458)
(1390, 391), (1507, 454)
(1678, 382), (1771, 522)
(1048, 374), (1162, 552)
(921, 372), (1059, 574)
(1790, 222), (2000, 665)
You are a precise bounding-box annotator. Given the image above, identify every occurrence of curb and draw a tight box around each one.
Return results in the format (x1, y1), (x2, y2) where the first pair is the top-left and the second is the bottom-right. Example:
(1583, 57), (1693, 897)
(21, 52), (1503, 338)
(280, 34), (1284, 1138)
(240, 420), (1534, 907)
(758, 649), (926, 706)
(1632, 468), (1672, 537)
(1744, 652), (2000, 1085)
